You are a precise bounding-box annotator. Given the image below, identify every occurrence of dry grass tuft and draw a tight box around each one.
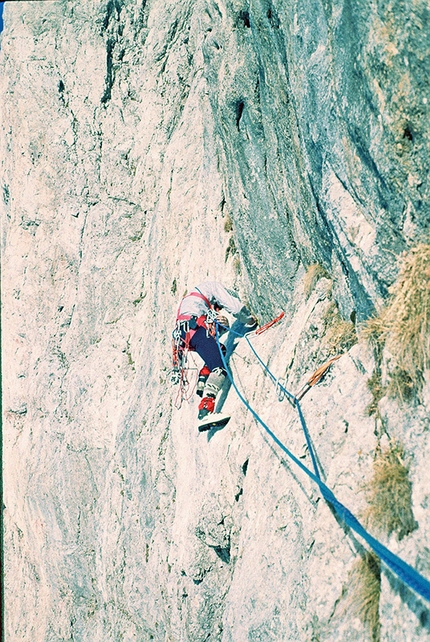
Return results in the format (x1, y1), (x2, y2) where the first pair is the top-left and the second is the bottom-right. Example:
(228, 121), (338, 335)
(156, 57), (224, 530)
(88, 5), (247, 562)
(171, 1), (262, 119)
(363, 442), (417, 540)
(323, 302), (358, 354)
(225, 237), (237, 262)
(233, 255), (241, 275)
(303, 263), (330, 298)
(366, 371), (387, 416)
(362, 243), (430, 393)
(223, 213), (233, 233)
(360, 315), (386, 349)
(386, 366), (415, 404)
(348, 552), (381, 641)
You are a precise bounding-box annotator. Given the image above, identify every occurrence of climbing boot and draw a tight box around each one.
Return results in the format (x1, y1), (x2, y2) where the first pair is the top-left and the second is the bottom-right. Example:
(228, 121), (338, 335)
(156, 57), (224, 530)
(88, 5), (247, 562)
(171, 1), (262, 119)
(198, 395), (215, 420)
(243, 318), (258, 334)
(203, 367), (227, 398)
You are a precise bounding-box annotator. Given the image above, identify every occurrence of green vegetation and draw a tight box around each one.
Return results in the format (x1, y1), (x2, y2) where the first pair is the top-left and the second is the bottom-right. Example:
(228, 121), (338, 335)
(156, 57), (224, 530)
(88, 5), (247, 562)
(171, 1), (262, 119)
(308, 614), (323, 642)
(225, 236), (237, 262)
(386, 366), (415, 404)
(233, 255), (241, 275)
(223, 211), (240, 270)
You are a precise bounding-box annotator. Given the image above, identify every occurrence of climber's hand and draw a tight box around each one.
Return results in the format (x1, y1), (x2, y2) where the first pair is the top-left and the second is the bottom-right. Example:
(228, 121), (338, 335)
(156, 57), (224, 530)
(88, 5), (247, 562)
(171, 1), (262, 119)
(216, 314), (230, 329)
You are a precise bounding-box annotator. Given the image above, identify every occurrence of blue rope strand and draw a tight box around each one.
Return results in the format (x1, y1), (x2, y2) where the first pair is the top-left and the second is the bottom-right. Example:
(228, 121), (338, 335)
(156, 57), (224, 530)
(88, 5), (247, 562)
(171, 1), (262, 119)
(215, 323), (430, 603)
(225, 324), (321, 479)
(295, 399), (321, 480)
(215, 325), (323, 486)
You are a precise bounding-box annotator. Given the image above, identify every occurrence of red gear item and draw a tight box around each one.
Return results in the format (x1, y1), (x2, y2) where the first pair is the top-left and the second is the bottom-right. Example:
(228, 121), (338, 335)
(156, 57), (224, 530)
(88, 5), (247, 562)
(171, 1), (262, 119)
(199, 365), (211, 377)
(198, 396), (215, 414)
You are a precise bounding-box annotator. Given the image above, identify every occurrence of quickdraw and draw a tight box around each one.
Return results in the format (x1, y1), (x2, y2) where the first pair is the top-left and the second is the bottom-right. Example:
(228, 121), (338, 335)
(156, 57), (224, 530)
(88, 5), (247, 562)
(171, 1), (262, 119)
(205, 306), (218, 324)
(275, 377), (287, 402)
(255, 311), (285, 335)
(294, 355), (341, 401)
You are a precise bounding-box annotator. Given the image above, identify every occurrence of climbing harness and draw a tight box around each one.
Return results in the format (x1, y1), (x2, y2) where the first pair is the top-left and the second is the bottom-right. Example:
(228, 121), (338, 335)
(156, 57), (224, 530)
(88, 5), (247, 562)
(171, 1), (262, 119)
(214, 321), (430, 603)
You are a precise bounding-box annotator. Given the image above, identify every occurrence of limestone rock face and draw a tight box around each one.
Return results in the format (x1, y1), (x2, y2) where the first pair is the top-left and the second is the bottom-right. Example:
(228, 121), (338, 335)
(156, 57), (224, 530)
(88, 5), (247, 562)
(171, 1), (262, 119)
(1, 1), (429, 641)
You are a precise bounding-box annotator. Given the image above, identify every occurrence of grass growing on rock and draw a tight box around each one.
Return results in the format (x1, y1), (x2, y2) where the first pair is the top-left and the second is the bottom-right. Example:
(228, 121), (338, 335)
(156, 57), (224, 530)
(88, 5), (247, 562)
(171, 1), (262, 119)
(362, 243), (430, 397)
(323, 301), (357, 354)
(347, 552), (381, 642)
(223, 212), (233, 233)
(386, 366), (415, 403)
(303, 263), (330, 298)
(363, 442), (417, 541)
(225, 236), (237, 261)
(233, 255), (241, 275)
(366, 370), (387, 417)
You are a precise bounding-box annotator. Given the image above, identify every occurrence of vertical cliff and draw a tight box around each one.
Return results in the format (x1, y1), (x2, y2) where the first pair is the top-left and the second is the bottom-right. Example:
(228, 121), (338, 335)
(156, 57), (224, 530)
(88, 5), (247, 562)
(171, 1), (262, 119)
(1, 1), (429, 640)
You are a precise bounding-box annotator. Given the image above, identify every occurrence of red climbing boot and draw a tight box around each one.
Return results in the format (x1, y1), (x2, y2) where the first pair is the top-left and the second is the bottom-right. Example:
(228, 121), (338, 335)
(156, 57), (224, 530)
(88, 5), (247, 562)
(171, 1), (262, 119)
(198, 395), (215, 420)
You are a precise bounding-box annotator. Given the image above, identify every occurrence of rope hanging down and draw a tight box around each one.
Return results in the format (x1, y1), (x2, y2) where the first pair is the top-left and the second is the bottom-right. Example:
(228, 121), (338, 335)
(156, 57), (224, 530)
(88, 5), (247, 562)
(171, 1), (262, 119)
(215, 322), (430, 603)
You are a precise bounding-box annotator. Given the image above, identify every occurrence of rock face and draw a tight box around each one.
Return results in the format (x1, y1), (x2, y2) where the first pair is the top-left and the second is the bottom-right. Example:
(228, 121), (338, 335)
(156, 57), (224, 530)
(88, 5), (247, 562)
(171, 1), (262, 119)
(1, 1), (429, 641)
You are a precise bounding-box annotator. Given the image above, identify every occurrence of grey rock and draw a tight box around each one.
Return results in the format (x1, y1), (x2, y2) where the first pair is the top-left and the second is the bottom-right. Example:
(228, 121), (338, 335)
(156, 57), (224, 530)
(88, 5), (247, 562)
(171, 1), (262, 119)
(1, 0), (429, 641)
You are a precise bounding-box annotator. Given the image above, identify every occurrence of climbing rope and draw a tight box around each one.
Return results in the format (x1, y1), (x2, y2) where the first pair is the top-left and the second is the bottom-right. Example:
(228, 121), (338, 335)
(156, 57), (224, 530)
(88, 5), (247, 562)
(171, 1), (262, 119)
(214, 322), (430, 603)
(222, 322), (321, 479)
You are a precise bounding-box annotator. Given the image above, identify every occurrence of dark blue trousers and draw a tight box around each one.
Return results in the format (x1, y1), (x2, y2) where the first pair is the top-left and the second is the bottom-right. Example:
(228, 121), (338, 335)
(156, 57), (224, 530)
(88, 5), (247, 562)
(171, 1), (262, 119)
(189, 326), (225, 372)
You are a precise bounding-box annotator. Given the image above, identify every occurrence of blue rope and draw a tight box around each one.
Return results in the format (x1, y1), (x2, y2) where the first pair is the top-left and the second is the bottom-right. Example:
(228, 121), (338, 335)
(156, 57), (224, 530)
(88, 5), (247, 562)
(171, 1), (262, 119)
(221, 322), (321, 479)
(215, 323), (430, 603)
(246, 336), (321, 478)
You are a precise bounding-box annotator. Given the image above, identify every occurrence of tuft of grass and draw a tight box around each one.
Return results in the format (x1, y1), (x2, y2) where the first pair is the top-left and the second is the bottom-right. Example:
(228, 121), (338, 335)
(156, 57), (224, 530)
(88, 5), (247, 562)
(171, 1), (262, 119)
(347, 552), (381, 642)
(223, 213), (233, 233)
(323, 302), (358, 355)
(303, 263), (330, 299)
(363, 442), (417, 541)
(386, 366), (415, 404)
(366, 370), (387, 417)
(225, 236), (237, 262)
(362, 243), (430, 394)
(361, 315), (386, 351)
(233, 255), (241, 275)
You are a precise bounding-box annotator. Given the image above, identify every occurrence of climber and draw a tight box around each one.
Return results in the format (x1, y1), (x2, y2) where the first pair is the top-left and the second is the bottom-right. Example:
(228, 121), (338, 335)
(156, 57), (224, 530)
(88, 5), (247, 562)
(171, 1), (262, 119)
(171, 282), (257, 429)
